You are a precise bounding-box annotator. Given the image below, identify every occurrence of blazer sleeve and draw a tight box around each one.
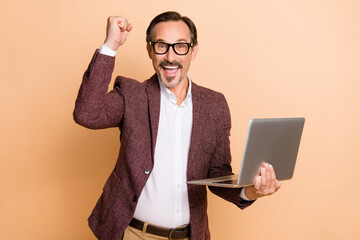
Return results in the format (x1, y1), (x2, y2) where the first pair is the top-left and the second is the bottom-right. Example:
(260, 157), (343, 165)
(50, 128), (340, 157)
(207, 94), (255, 209)
(73, 49), (125, 129)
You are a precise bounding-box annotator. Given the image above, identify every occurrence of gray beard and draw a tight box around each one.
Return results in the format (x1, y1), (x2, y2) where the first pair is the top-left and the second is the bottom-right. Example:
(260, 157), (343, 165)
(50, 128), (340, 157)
(160, 74), (181, 88)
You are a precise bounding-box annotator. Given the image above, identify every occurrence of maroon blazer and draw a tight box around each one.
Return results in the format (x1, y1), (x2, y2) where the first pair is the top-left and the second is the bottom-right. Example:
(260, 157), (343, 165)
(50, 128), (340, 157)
(73, 50), (254, 240)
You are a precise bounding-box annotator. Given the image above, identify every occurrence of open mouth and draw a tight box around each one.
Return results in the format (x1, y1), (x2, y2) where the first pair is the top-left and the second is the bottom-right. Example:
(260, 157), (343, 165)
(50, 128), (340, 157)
(162, 65), (180, 75)
(160, 61), (183, 76)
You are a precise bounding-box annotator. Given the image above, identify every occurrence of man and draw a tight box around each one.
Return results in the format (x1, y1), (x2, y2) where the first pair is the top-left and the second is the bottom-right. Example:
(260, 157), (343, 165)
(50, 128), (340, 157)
(74, 11), (280, 240)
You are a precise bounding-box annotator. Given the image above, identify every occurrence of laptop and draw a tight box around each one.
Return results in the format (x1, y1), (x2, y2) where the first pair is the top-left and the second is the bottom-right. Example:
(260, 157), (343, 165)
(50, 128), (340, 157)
(187, 118), (305, 188)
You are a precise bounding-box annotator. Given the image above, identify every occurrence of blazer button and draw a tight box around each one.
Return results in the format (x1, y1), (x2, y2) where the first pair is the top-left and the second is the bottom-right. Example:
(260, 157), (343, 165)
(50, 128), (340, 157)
(144, 169), (150, 175)
(132, 196), (138, 202)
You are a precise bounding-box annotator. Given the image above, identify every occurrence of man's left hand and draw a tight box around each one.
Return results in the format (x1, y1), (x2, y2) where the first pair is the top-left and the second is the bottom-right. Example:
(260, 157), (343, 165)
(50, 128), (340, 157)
(244, 163), (281, 200)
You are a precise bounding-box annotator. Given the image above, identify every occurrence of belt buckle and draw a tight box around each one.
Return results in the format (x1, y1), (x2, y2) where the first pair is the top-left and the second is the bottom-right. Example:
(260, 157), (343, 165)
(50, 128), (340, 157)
(169, 228), (174, 239)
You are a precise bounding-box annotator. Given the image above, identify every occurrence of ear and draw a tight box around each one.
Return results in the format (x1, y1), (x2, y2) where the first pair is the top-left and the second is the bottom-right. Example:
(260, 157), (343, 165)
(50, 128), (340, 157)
(191, 43), (199, 61)
(146, 43), (153, 59)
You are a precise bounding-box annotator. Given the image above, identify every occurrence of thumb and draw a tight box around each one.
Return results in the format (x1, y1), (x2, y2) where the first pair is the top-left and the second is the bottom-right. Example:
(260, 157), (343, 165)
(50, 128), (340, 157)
(116, 17), (130, 32)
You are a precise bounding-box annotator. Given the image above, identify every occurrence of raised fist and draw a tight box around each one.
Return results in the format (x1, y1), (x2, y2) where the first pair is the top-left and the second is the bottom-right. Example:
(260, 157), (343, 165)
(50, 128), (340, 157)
(103, 16), (133, 51)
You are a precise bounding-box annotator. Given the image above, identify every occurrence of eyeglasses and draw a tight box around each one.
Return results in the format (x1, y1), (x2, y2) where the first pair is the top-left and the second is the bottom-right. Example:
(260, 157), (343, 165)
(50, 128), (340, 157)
(150, 42), (193, 55)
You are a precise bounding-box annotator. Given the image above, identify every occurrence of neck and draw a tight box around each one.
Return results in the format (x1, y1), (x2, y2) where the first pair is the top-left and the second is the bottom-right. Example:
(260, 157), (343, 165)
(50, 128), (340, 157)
(168, 77), (189, 106)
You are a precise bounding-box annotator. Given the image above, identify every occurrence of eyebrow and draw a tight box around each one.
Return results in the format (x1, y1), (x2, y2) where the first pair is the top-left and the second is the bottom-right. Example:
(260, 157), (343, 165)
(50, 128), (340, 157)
(155, 38), (190, 43)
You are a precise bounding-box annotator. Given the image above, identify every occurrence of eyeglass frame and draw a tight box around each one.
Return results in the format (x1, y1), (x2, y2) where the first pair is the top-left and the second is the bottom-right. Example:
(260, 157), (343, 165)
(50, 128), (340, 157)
(149, 41), (194, 55)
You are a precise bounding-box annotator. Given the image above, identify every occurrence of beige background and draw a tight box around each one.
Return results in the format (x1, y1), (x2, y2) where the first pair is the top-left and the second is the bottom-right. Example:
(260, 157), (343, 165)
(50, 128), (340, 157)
(1, 0), (359, 239)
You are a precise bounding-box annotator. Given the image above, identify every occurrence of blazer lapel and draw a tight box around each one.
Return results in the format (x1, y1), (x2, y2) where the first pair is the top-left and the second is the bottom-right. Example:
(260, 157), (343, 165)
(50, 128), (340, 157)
(187, 82), (205, 181)
(146, 74), (161, 161)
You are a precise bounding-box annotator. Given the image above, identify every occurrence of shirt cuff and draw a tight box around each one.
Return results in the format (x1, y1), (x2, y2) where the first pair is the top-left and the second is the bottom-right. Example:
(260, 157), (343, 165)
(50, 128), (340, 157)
(240, 188), (253, 201)
(99, 44), (116, 57)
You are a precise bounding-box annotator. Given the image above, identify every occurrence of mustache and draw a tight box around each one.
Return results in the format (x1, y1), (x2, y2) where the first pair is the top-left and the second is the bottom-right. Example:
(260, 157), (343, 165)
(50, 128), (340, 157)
(159, 61), (183, 69)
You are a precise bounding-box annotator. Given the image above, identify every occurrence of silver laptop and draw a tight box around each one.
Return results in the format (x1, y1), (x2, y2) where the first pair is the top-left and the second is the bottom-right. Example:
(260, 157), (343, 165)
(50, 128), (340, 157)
(187, 118), (305, 188)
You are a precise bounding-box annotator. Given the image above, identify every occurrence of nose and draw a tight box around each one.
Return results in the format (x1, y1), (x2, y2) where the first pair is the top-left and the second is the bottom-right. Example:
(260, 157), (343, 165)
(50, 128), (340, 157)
(164, 45), (177, 62)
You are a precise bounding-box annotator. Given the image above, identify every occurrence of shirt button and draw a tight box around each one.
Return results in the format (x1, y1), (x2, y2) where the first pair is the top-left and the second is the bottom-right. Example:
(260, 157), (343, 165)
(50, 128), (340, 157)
(132, 196), (138, 202)
(144, 169), (150, 175)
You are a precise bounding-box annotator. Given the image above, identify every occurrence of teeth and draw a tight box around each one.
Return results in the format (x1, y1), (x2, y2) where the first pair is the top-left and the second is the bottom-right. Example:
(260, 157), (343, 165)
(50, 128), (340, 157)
(163, 66), (179, 69)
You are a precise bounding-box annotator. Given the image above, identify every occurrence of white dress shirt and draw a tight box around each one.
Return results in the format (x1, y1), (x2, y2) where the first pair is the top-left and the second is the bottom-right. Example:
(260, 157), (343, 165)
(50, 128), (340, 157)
(133, 78), (193, 228)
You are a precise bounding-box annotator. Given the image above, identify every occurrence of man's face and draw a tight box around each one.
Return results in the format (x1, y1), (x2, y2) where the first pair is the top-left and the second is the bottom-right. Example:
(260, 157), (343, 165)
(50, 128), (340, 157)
(147, 21), (199, 89)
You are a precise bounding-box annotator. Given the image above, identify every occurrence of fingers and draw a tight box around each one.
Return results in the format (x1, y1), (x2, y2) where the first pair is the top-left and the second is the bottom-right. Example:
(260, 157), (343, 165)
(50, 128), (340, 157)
(115, 17), (132, 32)
(254, 175), (261, 190)
(269, 164), (276, 191)
(268, 164), (281, 191)
(116, 17), (126, 30)
(266, 163), (272, 189)
(244, 163), (282, 200)
(259, 163), (271, 191)
(253, 163), (281, 198)
(261, 166), (267, 188)
(276, 179), (282, 189)
(126, 23), (133, 32)
(264, 163), (278, 191)
(104, 16), (132, 51)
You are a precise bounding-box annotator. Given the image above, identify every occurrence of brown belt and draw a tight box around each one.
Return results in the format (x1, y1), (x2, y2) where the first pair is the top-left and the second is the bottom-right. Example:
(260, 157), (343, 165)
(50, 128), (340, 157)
(129, 218), (190, 239)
